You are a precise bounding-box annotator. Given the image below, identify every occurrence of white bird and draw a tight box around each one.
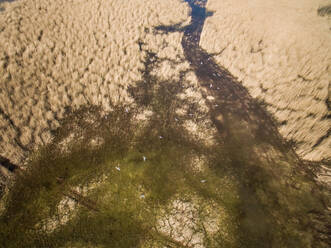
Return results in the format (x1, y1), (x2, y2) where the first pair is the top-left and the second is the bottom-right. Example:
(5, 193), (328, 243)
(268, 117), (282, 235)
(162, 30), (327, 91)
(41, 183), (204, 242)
(143, 156), (146, 161)
(140, 194), (145, 199)
(201, 179), (207, 183)
(115, 166), (120, 171)
(159, 136), (163, 139)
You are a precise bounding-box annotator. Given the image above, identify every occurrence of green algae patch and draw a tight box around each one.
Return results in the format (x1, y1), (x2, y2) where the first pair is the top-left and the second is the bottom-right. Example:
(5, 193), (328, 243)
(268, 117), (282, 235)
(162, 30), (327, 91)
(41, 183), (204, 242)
(0, 79), (330, 247)
(0, 105), (238, 247)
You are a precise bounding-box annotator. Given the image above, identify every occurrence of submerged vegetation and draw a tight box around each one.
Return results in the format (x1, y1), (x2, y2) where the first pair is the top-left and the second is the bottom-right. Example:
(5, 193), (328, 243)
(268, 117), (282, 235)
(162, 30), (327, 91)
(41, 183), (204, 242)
(0, 1), (329, 247)
(0, 76), (329, 247)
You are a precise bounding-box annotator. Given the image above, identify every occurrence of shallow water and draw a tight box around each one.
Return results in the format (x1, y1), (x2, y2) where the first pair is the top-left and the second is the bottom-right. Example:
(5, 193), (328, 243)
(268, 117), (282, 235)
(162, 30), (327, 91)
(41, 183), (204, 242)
(0, 0), (330, 247)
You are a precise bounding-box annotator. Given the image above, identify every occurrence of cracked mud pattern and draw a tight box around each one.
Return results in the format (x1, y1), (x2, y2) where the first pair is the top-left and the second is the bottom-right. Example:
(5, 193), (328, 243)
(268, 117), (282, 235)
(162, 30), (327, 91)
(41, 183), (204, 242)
(0, 0), (330, 247)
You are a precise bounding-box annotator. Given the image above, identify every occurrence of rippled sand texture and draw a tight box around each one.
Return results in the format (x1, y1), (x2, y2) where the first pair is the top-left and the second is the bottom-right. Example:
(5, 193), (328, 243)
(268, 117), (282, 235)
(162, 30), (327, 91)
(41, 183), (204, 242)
(200, 0), (331, 161)
(0, 0), (189, 164)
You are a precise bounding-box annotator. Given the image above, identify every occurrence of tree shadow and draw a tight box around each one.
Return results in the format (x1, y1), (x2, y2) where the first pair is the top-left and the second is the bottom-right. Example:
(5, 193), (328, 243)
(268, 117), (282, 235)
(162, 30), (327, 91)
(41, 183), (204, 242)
(318, 4), (331, 17)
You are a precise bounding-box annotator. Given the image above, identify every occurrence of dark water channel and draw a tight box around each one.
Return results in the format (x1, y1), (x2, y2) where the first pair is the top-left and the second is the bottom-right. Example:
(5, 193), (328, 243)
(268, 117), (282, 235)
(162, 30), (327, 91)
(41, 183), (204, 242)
(181, 0), (285, 147)
(156, 0), (330, 246)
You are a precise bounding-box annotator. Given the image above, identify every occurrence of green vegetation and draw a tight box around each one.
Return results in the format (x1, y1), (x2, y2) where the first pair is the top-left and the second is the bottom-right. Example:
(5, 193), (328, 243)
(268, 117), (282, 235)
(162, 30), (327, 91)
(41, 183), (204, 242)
(0, 79), (329, 247)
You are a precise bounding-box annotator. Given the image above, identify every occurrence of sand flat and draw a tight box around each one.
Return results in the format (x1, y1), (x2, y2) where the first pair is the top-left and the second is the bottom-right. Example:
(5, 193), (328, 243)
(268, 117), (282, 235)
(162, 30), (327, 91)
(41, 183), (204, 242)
(200, 0), (331, 161)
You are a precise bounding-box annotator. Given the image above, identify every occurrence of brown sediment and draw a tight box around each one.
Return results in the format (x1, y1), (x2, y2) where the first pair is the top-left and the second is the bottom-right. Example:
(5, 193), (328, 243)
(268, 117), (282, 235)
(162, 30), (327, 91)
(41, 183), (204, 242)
(199, 0), (331, 161)
(155, 0), (331, 245)
(179, 0), (289, 152)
